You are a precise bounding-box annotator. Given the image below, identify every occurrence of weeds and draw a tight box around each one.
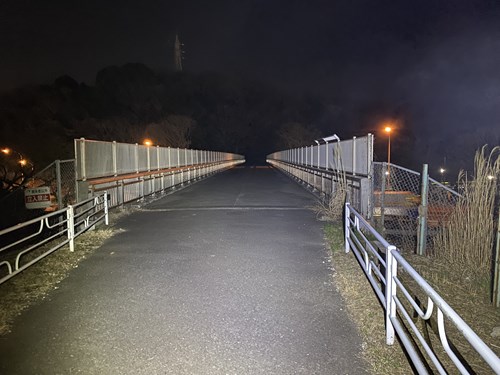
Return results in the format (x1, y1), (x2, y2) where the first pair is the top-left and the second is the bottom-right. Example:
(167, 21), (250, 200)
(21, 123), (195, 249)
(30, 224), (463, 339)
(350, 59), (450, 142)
(324, 223), (412, 375)
(434, 146), (500, 290)
(313, 145), (348, 222)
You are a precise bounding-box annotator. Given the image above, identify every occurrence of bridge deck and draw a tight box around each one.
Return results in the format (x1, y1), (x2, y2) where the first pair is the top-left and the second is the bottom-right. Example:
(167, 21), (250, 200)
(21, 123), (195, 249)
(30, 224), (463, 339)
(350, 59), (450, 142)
(0, 166), (368, 374)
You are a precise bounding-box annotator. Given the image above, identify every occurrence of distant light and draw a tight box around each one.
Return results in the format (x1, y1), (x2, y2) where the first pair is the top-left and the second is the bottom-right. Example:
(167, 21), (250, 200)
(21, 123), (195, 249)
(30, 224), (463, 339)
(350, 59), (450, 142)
(384, 126), (392, 133)
(385, 171), (390, 175)
(19, 159), (27, 166)
(439, 168), (445, 174)
(143, 139), (153, 146)
(1, 148), (10, 154)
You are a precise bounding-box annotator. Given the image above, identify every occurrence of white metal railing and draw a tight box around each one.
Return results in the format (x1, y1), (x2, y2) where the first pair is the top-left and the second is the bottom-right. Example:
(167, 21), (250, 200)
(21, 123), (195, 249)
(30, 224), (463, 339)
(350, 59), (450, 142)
(75, 138), (244, 181)
(344, 202), (500, 374)
(89, 159), (244, 208)
(267, 134), (374, 176)
(267, 134), (374, 217)
(0, 192), (109, 285)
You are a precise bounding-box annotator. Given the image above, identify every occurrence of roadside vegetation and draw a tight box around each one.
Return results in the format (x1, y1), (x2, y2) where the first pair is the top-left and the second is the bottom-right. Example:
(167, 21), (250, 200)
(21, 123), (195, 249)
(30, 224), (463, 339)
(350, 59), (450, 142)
(321, 146), (500, 374)
(0, 209), (131, 336)
(324, 223), (412, 374)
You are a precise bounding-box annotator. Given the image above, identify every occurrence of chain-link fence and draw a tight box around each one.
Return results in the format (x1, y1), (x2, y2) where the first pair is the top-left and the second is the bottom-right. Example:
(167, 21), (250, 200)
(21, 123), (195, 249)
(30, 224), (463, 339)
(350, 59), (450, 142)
(372, 162), (461, 254)
(0, 160), (76, 229)
(31, 159), (76, 209)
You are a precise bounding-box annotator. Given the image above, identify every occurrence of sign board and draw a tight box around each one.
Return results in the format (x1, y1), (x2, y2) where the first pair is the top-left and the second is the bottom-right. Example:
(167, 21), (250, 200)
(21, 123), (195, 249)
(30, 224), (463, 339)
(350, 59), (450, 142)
(25, 187), (52, 209)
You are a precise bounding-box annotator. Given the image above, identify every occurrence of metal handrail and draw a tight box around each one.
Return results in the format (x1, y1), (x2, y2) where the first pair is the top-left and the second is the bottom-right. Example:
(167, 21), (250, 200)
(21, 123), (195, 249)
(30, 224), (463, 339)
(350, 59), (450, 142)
(0, 192), (109, 285)
(345, 202), (500, 374)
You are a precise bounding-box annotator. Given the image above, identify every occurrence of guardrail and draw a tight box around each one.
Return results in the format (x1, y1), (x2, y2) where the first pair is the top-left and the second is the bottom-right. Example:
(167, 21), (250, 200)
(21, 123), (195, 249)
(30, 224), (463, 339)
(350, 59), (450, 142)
(267, 159), (370, 217)
(0, 192), (109, 285)
(266, 134), (373, 217)
(344, 202), (500, 374)
(88, 160), (244, 209)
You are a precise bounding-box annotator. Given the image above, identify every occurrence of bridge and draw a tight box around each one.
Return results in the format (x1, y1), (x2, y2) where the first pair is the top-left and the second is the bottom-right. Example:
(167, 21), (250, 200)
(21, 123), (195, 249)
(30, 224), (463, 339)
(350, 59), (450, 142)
(0, 164), (368, 374)
(1, 137), (499, 374)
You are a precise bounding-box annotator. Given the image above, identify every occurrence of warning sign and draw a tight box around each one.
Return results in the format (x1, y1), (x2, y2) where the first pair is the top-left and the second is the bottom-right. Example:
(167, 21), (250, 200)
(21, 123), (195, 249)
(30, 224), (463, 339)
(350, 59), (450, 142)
(25, 187), (52, 209)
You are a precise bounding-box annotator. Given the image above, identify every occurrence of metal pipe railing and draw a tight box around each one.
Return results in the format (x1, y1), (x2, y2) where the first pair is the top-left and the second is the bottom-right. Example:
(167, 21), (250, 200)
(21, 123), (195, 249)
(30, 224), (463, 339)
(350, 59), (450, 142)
(0, 192), (109, 285)
(345, 202), (500, 374)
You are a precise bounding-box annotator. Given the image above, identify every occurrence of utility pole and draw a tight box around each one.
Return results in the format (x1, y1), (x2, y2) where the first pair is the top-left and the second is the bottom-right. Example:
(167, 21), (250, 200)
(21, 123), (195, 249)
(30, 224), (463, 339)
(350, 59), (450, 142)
(174, 33), (183, 72)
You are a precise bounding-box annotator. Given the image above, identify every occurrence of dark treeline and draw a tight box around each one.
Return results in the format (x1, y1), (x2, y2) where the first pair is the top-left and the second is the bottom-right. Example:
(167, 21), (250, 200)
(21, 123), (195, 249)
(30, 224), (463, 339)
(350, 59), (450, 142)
(0, 63), (337, 168)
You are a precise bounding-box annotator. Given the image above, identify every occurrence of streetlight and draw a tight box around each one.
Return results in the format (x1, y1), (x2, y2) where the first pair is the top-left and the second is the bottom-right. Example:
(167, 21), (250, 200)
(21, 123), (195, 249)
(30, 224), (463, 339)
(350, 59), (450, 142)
(384, 126), (392, 169)
(383, 126), (392, 188)
(1, 147), (32, 168)
(439, 168), (446, 183)
(143, 139), (153, 146)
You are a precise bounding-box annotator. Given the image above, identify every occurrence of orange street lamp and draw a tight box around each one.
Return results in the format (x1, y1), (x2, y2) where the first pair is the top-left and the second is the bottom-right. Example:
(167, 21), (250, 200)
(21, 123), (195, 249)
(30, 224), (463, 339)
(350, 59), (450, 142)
(384, 126), (392, 173)
(143, 139), (153, 146)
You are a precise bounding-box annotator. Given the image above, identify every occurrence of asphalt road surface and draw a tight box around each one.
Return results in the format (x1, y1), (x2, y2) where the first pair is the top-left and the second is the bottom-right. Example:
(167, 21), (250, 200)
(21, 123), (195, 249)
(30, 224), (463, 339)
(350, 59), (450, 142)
(0, 166), (368, 374)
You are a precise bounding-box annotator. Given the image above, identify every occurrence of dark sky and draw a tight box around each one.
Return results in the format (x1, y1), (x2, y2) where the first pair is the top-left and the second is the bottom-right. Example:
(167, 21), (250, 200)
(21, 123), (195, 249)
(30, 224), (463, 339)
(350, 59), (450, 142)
(1, 0), (500, 172)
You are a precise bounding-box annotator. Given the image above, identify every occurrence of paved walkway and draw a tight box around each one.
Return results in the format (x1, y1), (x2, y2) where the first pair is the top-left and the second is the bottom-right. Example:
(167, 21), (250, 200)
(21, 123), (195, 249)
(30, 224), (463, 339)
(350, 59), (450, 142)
(0, 166), (368, 374)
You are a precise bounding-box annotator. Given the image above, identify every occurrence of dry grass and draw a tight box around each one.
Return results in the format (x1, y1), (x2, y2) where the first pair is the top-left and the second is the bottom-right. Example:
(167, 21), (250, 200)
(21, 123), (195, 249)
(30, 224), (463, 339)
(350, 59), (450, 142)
(324, 224), (413, 375)
(313, 146), (348, 222)
(0, 208), (132, 336)
(434, 146), (500, 280)
(400, 254), (500, 362)
(325, 222), (500, 374)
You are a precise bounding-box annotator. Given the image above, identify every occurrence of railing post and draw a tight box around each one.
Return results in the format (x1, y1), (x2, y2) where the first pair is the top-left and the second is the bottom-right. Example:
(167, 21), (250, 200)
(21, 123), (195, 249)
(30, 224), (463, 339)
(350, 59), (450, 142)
(345, 203), (351, 253)
(417, 164), (429, 256)
(104, 191), (109, 225)
(135, 143), (139, 173)
(79, 138), (87, 181)
(325, 141), (329, 170)
(380, 163), (387, 234)
(385, 244), (397, 345)
(112, 141), (117, 176)
(146, 145), (151, 172)
(352, 136), (357, 176)
(55, 159), (63, 210)
(67, 206), (75, 252)
(119, 180), (125, 207)
(157, 145), (160, 171)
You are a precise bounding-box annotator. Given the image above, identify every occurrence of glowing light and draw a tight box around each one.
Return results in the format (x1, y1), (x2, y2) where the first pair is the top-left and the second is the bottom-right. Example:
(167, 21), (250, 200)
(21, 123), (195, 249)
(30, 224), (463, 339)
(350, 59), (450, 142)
(19, 159), (27, 166)
(439, 168), (445, 174)
(384, 126), (392, 133)
(143, 139), (153, 146)
(487, 175), (495, 180)
(1, 148), (10, 154)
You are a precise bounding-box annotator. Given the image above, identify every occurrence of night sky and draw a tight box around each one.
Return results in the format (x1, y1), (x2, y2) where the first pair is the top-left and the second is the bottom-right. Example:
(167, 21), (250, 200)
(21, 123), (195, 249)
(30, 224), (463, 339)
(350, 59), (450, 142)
(1, 0), (500, 173)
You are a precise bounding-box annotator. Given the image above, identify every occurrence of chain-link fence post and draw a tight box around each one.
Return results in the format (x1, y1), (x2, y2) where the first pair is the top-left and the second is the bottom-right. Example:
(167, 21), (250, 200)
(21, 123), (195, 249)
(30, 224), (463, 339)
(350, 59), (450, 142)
(55, 160), (63, 209)
(417, 164), (429, 256)
(380, 163), (387, 234)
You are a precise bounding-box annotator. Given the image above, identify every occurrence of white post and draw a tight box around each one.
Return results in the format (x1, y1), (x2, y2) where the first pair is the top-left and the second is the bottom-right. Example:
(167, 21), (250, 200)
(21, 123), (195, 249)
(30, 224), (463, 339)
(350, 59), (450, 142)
(135, 143), (139, 173)
(345, 203), (350, 253)
(352, 136), (357, 176)
(385, 245), (398, 345)
(157, 145), (160, 171)
(325, 141), (329, 170)
(112, 141), (117, 176)
(67, 206), (75, 252)
(104, 191), (109, 225)
(146, 145), (151, 172)
(79, 138), (87, 181)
